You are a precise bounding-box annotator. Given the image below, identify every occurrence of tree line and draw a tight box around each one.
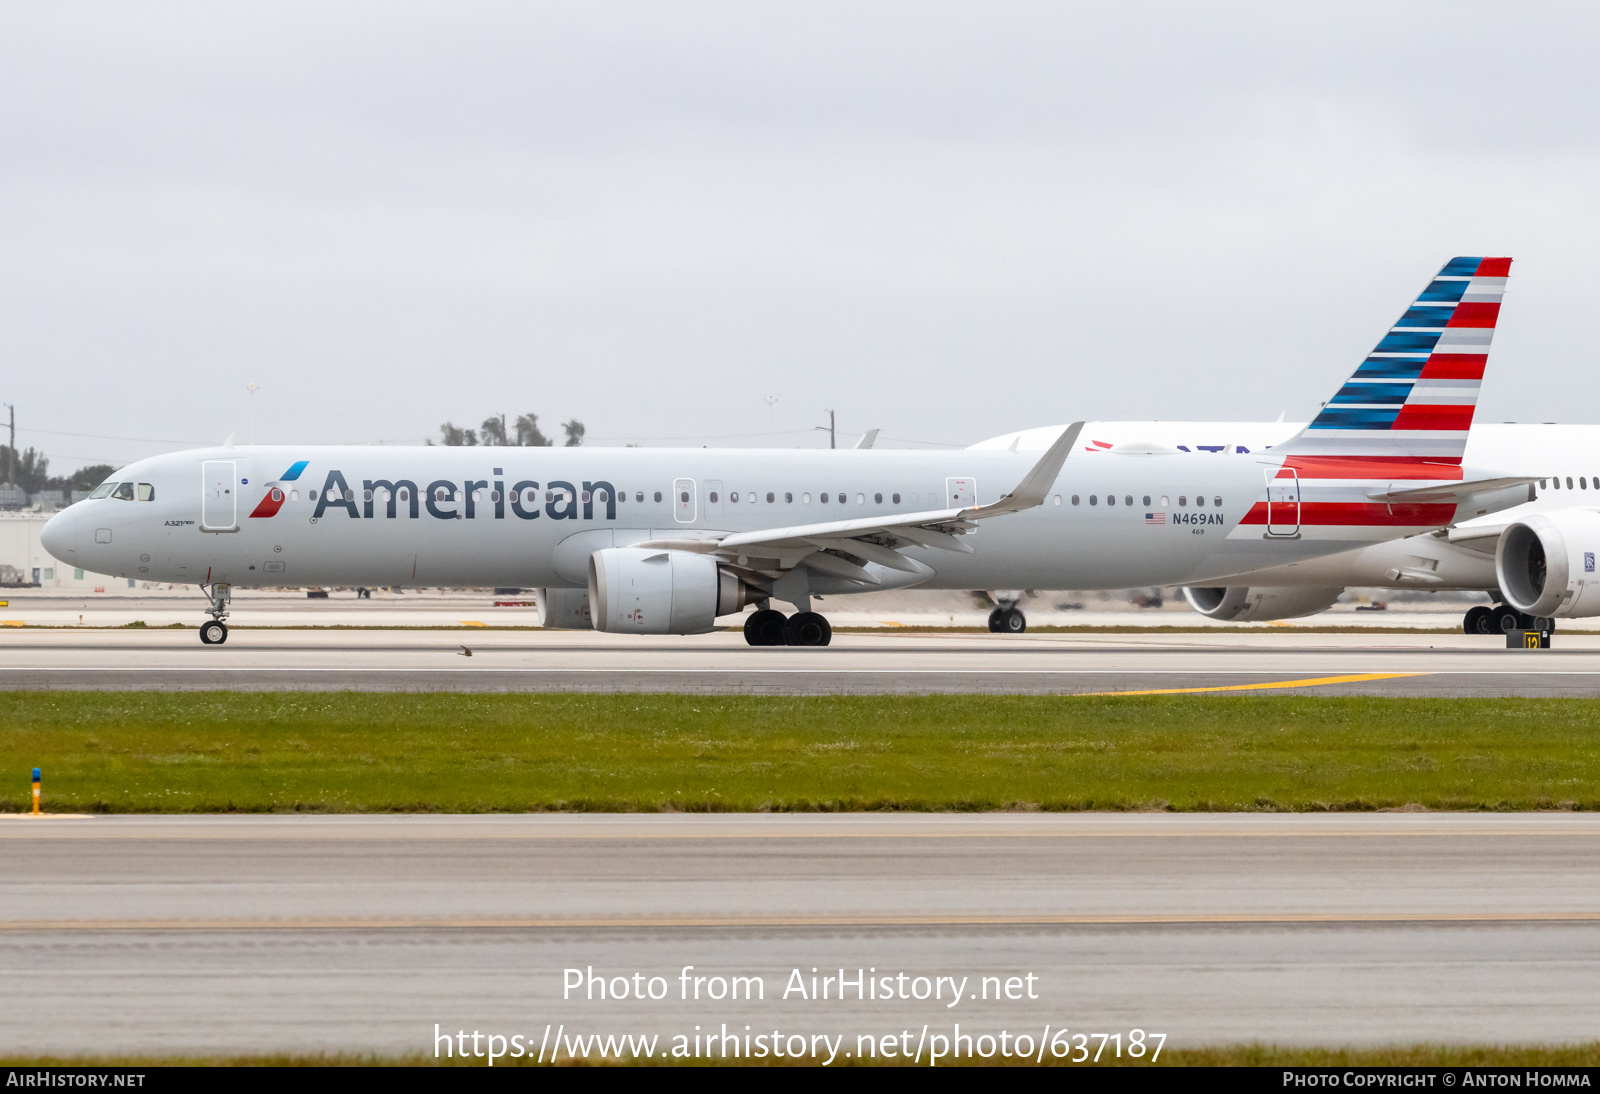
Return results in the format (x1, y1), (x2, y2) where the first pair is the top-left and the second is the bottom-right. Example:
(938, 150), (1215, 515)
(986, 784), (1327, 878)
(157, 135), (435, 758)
(435, 413), (585, 447)
(1, 445), (113, 495)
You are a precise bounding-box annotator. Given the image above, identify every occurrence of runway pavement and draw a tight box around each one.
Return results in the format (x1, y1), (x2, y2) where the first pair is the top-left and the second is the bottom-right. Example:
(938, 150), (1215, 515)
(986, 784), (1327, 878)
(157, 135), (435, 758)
(1, 813), (1597, 1056)
(2, 626), (1599, 696)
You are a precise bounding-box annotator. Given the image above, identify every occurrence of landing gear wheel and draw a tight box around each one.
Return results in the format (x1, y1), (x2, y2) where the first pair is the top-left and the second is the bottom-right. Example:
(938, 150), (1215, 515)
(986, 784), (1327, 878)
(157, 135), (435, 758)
(1490, 605), (1523, 634)
(1533, 616), (1556, 633)
(784, 611), (832, 647)
(1000, 608), (1026, 634)
(744, 609), (788, 646)
(1463, 605), (1491, 635)
(987, 608), (1004, 633)
(199, 620), (228, 645)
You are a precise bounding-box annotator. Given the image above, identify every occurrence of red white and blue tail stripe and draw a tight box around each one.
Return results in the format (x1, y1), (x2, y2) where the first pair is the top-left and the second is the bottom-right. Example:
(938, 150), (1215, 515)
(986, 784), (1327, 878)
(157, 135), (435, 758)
(1284, 255), (1509, 462)
(1237, 257), (1511, 541)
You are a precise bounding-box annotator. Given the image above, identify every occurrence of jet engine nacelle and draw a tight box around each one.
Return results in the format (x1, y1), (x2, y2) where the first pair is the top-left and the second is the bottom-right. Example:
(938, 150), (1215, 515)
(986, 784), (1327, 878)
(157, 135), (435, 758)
(1182, 585), (1344, 622)
(588, 547), (751, 635)
(1495, 510), (1600, 618)
(535, 587), (593, 629)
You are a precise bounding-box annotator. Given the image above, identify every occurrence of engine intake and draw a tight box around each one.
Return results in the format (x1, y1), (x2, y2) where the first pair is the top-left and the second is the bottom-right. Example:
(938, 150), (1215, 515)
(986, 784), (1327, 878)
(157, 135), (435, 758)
(1182, 585), (1343, 622)
(588, 547), (751, 634)
(1494, 510), (1600, 618)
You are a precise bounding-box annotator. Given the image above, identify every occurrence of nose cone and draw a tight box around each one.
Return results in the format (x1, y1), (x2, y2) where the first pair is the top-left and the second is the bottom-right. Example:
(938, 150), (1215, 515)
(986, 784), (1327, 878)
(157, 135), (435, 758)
(40, 507), (77, 562)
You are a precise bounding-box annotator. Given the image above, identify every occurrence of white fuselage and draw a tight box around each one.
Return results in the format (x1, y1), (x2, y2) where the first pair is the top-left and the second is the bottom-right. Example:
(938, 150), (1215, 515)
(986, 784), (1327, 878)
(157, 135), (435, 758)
(38, 440), (1495, 595)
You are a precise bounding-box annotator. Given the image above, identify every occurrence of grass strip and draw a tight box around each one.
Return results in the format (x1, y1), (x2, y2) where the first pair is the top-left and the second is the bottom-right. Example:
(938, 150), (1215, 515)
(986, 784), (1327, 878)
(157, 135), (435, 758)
(4, 1042), (1600, 1066)
(2, 692), (1598, 813)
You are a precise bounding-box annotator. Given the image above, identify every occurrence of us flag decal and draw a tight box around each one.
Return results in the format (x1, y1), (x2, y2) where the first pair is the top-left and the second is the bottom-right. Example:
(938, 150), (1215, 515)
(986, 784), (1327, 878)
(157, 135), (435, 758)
(1145, 512), (1166, 525)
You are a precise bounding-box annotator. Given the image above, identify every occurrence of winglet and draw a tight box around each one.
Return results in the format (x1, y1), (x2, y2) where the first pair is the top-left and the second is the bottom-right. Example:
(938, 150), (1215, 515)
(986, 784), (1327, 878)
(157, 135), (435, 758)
(971, 421), (1083, 517)
(854, 429), (880, 450)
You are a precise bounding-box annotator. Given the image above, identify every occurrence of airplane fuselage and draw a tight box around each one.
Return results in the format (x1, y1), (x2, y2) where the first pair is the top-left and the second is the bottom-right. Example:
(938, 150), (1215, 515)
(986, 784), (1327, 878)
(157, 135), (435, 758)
(42, 443), (1453, 594)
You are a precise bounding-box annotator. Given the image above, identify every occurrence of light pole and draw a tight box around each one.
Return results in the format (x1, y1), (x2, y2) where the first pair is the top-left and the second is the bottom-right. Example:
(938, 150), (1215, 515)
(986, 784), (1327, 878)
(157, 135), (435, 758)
(814, 408), (836, 449)
(244, 382), (262, 444)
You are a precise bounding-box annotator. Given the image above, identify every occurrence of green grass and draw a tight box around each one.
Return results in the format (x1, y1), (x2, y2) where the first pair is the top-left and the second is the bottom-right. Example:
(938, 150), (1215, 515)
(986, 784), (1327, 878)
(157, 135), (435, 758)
(5, 1042), (1600, 1066)
(2, 692), (1599, 813)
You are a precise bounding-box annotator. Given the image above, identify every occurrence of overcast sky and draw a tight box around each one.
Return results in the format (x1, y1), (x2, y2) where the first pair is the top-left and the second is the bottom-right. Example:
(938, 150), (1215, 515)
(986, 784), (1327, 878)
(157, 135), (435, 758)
(3, 2), (1598, 471)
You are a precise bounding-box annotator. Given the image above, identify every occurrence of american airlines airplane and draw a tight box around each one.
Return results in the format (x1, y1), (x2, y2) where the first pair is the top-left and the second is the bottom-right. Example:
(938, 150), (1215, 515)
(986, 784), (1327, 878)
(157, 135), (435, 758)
(1007, 419), (1598, 635)
(40, 256), (1530, 647)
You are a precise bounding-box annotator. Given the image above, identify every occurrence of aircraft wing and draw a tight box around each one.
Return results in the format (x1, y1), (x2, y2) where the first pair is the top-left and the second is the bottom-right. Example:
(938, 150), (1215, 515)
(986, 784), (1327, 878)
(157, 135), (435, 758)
(638, 422), (1083, 585)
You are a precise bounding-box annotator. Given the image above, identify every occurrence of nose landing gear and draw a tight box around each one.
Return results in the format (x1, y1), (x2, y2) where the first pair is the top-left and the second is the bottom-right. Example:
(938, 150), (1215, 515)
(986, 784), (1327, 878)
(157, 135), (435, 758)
(199, 583), (231, 645)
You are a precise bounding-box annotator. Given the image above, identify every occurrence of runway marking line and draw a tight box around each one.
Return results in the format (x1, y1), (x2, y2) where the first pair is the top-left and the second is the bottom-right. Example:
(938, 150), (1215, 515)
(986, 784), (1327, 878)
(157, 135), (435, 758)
(4, 911), (1598, 931)
(1076, 672), (1429, 696)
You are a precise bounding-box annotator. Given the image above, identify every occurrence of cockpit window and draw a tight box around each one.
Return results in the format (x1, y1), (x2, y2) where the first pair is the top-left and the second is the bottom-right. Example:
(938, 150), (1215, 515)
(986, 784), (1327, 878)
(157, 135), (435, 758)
(88, 482), (117, 499)
(136, 483), (155, 501)
(111, 482), (135, 501)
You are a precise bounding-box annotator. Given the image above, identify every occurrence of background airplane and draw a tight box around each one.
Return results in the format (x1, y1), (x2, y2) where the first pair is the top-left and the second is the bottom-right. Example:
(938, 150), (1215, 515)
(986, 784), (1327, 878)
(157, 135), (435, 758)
(980, 419), (1594, 634)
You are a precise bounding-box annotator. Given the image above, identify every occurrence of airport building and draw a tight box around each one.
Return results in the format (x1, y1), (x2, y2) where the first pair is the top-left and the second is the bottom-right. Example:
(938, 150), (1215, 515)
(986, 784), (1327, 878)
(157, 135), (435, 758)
(0, 511), (126, 589)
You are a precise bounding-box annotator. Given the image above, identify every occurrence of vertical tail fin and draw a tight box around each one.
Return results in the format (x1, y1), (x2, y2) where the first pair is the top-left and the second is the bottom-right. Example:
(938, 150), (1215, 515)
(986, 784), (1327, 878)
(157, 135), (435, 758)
(1278, 256), (1511, 466)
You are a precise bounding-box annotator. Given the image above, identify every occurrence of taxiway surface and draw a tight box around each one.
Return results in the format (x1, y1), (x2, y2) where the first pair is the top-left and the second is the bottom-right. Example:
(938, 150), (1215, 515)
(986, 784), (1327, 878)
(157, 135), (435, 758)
(1, 627), (1596, 696)
(2, 813), (1597, 1056)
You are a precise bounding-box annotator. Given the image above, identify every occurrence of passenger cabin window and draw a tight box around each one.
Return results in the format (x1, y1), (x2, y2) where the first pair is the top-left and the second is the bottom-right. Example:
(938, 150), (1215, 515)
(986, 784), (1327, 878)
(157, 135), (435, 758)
(1195, 495), (1205, 506)
(1160, 495), (1168, 507)
(112, 482), (135, 501)
(1053, 495), (1061, 505)
(820, 493), (829, 503)
(893, 493), (901, 504)
(1178, 496), (1187, 506)
(767, 492), (775, 503)
(653, 491), (662, 502)
(1568, 477), (1575, 490)
(1142, 495), (1151, 506)
(1107, 495), (1115, 506)
(1071, 495), (1080, 505)
(874, 493), (882, 503)
(1089, 495), (1098, 506)
(1214, 496), (1222, 506)
(709, 491), (719, 503)
(136, 483), (155, 501)
(89, 482), (117, 499)
(785, 492), (793, 503)
(1124, 495), (1132, 506)
(802, 493), (811, 503)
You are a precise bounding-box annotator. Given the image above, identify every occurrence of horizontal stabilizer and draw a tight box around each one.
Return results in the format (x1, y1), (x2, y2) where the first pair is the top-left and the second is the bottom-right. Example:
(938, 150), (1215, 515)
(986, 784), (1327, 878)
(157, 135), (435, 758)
(1364, 476), (1538, 505)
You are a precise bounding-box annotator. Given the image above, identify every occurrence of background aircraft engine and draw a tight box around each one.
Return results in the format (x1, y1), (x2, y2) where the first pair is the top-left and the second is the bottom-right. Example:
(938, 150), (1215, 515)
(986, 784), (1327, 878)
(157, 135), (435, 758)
(1182, 585), (1344, 622)
(535, 588), (592, 629)
(588, 547), (751, 635)
(1494, 510), (1600, 618)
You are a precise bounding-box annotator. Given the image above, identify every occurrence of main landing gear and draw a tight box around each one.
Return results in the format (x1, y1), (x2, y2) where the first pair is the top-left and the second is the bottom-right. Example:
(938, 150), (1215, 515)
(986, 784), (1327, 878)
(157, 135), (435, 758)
(743, 607), (832, 647)
(1463, 603), (1553, 636)
(987, 607), (1026, 633)
(199, 583), (231, 645)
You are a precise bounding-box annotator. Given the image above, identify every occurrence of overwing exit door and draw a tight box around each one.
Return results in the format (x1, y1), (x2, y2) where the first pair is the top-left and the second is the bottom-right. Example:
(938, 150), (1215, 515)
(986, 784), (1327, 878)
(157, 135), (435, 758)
(201, 460), (238, 532)
(947, 477), (975, 508)
(673, 478), (696, 523)
(1265, 467), (1300, 536)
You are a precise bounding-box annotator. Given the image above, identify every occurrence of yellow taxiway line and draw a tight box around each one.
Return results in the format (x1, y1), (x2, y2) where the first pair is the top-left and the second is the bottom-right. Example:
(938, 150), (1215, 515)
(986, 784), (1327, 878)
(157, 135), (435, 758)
(1078, 672), (1429, 696)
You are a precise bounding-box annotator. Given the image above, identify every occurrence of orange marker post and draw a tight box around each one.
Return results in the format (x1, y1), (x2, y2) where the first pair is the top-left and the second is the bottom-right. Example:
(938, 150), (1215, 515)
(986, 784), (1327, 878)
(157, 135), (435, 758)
(31, 768), (40, 815)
